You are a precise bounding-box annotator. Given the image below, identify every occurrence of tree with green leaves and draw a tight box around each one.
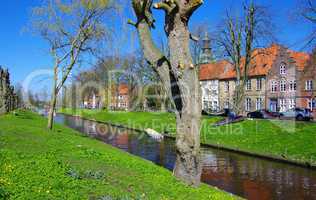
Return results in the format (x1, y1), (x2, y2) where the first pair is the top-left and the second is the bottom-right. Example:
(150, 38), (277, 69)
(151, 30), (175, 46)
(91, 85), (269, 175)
(129, 0), (204, 186)
(30, 0), (115, 129)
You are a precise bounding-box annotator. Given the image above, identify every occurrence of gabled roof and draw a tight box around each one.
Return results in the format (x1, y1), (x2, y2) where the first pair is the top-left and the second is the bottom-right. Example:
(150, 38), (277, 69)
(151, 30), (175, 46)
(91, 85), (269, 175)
(199, 44), (310, 81)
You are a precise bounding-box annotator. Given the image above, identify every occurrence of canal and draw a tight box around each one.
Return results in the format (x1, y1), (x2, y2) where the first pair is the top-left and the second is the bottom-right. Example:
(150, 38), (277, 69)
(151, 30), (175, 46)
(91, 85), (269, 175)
(55, 114), (316, 200)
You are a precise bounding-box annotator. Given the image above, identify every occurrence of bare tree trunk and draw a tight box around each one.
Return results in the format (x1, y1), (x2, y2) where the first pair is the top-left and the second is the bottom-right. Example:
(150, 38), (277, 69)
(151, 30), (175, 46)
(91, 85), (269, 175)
(173, 101), (201, 185)
(161, 97), (166, 112)
(130, 0), (203, 186)
(47, 91), (57, 130)
(47, 66), (58, 130)
(167, 15), (202, 185)
(233, 81), (245, 115)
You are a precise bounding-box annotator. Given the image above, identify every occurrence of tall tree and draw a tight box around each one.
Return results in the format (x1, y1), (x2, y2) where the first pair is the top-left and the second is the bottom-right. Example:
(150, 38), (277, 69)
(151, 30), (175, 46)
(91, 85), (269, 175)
(297, 0), (316, 47)
(216, 2), (273, 115)
(30, 0), (115, 129)
(298, 0), (316, 23)
(129, 0), (203, 186)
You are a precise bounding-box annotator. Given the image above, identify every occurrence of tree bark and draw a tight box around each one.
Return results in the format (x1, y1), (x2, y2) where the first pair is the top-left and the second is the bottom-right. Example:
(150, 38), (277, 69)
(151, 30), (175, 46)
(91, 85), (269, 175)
(233, 81), (245, 115)
(131, 0), (203, 186)
(166, 13), (202, 186)
(47, 91), (57, 130)
(47, 66), (58, 130)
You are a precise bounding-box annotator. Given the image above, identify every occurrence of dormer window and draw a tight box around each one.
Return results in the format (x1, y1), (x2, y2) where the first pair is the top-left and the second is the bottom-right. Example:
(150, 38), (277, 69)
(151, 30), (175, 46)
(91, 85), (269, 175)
(280, 63), (286, 75)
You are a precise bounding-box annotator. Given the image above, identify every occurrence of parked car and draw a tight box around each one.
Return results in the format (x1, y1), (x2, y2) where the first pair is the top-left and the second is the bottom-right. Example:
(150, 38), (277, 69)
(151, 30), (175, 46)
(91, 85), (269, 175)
(280, 108), (314, 121)
(247, 109), (280, 119)
(217, 108), (232, 117)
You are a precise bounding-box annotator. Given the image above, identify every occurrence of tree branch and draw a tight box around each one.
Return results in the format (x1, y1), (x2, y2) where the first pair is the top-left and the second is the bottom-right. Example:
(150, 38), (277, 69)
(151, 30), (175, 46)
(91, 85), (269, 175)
(184, 0), (204, 17)
(153, 2), (172, 13)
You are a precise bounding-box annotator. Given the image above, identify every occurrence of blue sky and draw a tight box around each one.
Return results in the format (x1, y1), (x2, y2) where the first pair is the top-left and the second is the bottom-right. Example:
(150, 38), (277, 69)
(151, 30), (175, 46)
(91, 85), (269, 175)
(0, 0), (312, 89)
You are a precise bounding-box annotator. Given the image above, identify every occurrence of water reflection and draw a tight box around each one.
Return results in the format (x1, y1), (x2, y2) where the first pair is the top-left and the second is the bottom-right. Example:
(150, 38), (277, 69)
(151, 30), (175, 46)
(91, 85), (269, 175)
(55, 114), (316, 200)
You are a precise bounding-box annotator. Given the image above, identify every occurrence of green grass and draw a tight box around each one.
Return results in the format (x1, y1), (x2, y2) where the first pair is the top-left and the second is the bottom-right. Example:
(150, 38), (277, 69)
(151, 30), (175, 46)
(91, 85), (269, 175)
(0, 110), (238, 200)
(60, 108), (316, 166)
(200, 118), (316, 165)
(59, 108), (222, 134)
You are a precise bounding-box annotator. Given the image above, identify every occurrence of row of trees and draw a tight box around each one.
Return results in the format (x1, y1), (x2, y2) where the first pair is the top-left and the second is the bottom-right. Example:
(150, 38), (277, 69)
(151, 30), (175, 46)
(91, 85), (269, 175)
(61, 53), (170, 112)
(0, 67), (20, 114)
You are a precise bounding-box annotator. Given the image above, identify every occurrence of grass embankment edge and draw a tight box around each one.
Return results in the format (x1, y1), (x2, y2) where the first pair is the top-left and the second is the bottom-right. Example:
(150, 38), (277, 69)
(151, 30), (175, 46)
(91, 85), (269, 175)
(59, 110), (316, 169)
(0, 110), (240, 199)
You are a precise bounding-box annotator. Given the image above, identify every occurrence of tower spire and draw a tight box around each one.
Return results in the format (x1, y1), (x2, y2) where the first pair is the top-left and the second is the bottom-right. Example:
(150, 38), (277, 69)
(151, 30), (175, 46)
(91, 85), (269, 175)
(199, 31), (213, 64)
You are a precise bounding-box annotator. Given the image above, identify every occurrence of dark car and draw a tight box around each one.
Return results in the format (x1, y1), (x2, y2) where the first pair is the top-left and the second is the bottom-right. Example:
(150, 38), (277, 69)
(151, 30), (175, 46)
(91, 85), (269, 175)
(247, 109), (280, 119)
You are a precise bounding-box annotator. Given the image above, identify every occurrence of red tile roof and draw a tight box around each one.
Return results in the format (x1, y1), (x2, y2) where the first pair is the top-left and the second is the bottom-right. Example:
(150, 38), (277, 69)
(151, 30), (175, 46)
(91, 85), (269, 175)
(288, 51), (310, 71)
(118, 84), (129, 95)
(199, 44), (310, 80)
(111, 84), (129, 95)
(199, 60), (232, 81)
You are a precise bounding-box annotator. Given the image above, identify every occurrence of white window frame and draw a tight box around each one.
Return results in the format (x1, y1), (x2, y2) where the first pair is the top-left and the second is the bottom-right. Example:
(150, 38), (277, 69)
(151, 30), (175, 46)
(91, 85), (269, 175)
(245, 98), (252, 111)
(280, 79), (286, 92)
(280, 63), (286, 75)
(307, 98), (316, 111)
(271, 80), (278, 92)
(279, 99), (287, 112)
(246, 79), (252, 91)
(288, 99), (296, 109)
(256, 78), (262, 91)
(305, 80), (313, 91)
(289, 80), (296, 91)
(256, 98), (263, 110)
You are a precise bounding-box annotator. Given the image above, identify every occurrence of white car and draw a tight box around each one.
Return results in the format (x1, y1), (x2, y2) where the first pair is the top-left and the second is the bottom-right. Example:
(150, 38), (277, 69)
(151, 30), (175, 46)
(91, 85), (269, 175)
(280, 108), (313, 121)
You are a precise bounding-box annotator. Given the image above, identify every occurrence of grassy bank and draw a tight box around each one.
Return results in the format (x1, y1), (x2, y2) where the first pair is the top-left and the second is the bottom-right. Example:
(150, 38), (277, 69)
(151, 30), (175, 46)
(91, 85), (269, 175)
(60, 108), (316, 166)
(0, 110), (237, 199)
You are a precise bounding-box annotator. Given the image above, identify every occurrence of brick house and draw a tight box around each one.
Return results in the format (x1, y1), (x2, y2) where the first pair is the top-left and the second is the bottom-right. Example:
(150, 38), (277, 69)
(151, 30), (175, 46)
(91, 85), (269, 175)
(266, 45), (310, 112)
(200, 60), (267, 114)
(110, 84), (129, 110)
(297, 50), (316, 116)
(199, 44), (312, 115)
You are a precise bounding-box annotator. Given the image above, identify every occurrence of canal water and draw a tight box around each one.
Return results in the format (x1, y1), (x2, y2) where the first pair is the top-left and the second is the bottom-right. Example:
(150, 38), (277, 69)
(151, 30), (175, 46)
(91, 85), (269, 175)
(55, 114), (316, 200)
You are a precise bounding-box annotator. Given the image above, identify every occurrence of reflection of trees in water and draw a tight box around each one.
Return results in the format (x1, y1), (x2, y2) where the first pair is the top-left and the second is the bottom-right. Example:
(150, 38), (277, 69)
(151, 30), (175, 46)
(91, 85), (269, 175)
(201, 149), (316, 200)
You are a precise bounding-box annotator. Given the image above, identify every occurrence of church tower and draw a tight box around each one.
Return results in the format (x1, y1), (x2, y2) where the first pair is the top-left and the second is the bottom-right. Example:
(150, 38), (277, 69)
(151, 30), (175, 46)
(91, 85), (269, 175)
(199, 32), (213, 64)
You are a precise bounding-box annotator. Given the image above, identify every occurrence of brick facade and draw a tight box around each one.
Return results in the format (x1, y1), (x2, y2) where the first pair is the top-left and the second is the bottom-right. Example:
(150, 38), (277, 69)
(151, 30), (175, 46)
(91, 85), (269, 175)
(266, 47), (301, 112)
(199, 44), (312, 115)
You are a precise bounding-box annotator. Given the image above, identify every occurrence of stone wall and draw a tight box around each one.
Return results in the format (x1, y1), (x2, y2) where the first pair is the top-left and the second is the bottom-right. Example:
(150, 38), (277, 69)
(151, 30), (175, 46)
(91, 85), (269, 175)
(0, 67), (18, 115)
